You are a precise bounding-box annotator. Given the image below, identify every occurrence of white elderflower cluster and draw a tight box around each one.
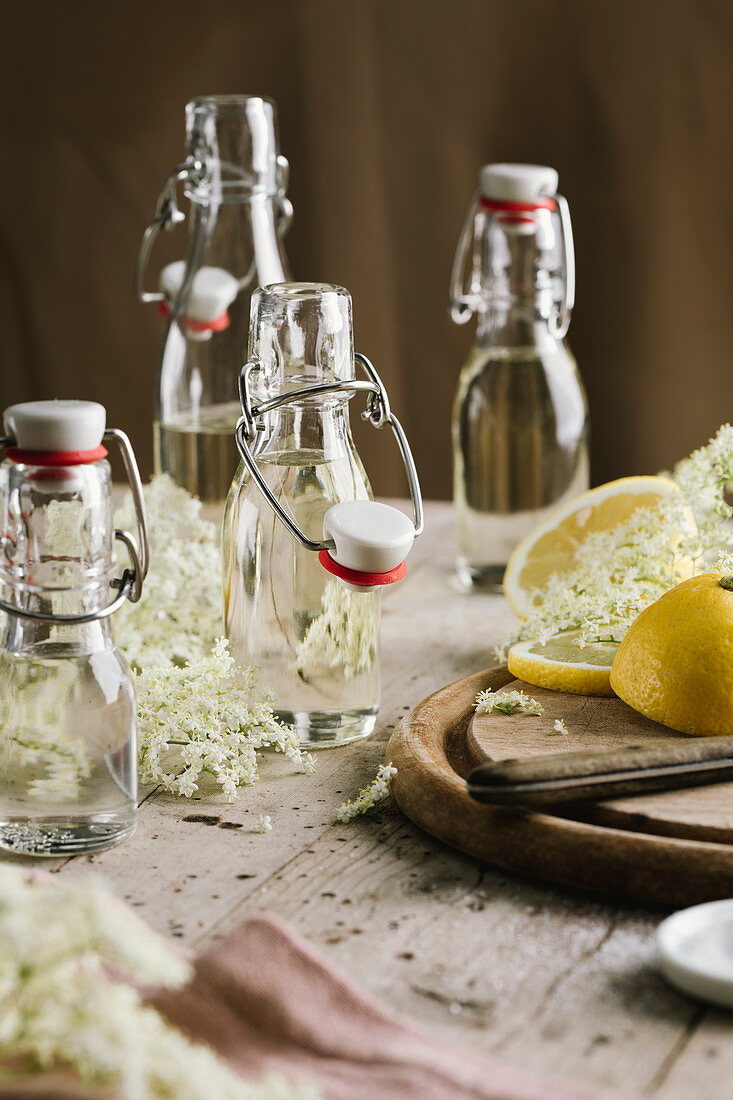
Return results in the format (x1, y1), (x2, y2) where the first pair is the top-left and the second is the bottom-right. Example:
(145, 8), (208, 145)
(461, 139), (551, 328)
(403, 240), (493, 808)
(296, 580), (379, 681)
(114, 475), (224, 670)
(497, 425), (733, 661)
(137, 639), (314, 802)
(475, 688), (544, 716)
(336, 762), (397, 822)
(0, 867), (319, 1099)
(253, 813), (273, 834)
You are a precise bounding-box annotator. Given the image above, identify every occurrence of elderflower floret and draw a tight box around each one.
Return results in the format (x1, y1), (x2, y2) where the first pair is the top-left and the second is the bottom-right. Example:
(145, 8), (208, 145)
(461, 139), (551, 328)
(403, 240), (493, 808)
(0, 867), (318, 1099)
(296, 580), (379, 680)
(253, 814), (273, 834)
(553, 718), (569, 735)
(475, 689), (544, 716)
(496, 425), (733, 661)
(336, 763), (397, 822)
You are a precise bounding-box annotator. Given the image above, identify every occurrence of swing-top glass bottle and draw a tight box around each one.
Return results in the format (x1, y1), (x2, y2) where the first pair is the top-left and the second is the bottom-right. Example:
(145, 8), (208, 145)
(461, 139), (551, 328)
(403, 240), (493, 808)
(450, 163), (589, 590)
(136, 94), (293, 504)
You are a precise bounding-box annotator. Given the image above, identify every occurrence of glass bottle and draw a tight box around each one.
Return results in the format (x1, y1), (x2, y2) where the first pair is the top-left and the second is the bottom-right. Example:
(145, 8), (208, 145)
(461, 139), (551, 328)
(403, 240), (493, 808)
(0, 401), (149, 855)
(136, 95), (293, 505)
(224, 283), (415, 749)
(450, 163), (589, 590)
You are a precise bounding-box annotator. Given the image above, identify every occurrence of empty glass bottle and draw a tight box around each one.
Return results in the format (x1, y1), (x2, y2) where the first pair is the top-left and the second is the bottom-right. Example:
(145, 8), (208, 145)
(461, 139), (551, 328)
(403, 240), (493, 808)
(450, 164), (589, 590)
(223, 283), (422, 748)
(0, 401), (149, 855)
(136, 94), (293, 505)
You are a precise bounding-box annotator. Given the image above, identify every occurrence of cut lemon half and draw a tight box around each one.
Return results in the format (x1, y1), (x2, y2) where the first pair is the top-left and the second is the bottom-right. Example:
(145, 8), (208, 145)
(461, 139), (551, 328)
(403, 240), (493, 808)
(504, 476), (691, 619)
(507, 634), (618, 696)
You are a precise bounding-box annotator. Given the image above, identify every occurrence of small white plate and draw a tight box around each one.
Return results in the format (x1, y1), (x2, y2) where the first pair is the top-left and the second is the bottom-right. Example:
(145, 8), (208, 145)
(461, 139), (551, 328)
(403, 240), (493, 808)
(657, 899), (733, 1008)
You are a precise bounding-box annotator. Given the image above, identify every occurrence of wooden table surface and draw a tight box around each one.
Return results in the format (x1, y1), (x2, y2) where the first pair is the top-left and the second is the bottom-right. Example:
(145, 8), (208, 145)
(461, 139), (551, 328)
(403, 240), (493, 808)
(20, 501), (733, 1099)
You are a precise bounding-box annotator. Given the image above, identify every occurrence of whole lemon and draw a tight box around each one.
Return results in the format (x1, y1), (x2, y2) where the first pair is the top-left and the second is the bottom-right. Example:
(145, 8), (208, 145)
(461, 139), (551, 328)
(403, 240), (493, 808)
(610, 573), (733, 736)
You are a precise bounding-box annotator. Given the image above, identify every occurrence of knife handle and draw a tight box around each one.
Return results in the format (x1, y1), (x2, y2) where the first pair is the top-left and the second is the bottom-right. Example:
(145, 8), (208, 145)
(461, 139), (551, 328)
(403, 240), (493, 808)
(467, 736), (733, 806)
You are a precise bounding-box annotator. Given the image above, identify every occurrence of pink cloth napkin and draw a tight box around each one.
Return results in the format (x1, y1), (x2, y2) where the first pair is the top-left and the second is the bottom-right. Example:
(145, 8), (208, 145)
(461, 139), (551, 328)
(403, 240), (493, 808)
(2, 913), (634, 1100)
(153, 913), (630, 1100)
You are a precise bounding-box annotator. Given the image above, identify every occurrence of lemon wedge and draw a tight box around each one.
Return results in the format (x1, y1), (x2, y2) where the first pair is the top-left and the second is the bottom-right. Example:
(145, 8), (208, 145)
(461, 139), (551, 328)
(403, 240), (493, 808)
(503, 476), (690, 619)
(507, 633), (618, 696)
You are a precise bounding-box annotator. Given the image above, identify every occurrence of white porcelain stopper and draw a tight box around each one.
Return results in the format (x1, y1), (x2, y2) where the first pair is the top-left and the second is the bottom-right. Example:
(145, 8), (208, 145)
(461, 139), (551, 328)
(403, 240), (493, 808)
(160, 262), (240, 328)
(3, 400), (106, 452)
(479, 163), (559, 203)
(657, 900), (733, 1009)
(323, 501), (415, 576)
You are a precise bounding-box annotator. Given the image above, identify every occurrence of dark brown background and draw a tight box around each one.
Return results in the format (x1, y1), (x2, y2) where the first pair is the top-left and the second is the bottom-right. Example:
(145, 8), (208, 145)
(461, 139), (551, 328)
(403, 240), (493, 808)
(1, 0), (732, 497)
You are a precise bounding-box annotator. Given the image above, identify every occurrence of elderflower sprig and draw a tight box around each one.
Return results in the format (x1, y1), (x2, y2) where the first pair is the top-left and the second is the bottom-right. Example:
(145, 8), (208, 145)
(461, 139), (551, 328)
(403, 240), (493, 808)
(497, 425), (733, 660)
(475, 689), (544, 716)
(0, 867), (318, 1100)
(137, 639), (314, 803)
(553, 718), (569, 735)
(336, 763), (397, 822)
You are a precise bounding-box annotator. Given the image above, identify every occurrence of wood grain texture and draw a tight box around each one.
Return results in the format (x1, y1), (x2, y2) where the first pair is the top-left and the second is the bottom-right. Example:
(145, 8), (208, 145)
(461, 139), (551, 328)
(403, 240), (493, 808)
(387, 672), (733, 905)
(11, 501), (733, 1099)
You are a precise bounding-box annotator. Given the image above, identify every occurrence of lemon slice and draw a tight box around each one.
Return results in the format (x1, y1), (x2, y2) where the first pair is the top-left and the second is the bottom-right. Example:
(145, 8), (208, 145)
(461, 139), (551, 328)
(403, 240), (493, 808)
(504, 476), (688, 619)
(507, 633), (618, 696)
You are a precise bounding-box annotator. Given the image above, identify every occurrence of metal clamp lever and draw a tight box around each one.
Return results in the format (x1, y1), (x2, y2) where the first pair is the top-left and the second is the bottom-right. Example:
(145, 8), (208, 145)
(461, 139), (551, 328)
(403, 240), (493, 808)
(235, 352), (424, 553)
(0, 429), (150, 625)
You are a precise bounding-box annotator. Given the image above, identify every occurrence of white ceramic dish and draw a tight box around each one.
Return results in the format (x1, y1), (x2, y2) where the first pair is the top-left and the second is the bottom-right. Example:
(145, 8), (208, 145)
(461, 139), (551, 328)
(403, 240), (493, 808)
(657, 899), (733, 1009)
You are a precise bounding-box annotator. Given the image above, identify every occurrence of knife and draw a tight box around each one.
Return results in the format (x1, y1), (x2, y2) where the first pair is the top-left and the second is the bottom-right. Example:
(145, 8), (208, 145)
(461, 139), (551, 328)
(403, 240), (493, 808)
(467, 736), (733, 806)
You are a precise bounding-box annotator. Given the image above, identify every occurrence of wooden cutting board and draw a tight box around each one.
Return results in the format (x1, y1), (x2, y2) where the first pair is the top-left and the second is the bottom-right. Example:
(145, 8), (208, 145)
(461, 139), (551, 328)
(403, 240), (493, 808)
(386, 667), (733, 906)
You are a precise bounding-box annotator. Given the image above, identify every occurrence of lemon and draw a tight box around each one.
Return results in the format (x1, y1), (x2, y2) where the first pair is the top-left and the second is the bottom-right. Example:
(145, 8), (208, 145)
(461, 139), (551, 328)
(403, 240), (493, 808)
(610, 574), (733, 736)
(503, 476), (690, 619)
(507, 633), (617, 696)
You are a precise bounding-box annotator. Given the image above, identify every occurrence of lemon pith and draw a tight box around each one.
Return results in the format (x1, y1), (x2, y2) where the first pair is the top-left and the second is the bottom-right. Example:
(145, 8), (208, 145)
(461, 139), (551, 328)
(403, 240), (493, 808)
(610, 573), (733, 736)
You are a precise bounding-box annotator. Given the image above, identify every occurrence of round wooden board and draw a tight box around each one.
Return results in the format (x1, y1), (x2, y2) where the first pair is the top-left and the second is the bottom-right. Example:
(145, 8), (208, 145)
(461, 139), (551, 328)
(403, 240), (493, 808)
(386, 667), (733, 907)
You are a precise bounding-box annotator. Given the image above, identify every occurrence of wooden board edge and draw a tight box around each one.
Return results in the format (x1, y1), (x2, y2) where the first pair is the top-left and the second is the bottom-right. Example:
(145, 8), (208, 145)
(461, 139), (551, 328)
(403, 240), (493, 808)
(386, 667), (733, 907)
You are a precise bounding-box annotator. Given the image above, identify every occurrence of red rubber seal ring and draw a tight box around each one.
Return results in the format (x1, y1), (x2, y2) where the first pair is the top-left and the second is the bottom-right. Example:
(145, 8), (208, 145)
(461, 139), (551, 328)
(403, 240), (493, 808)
(158, 301), (231, 334)
(479, 197), (556, 213)
(5, 445), (108, 466)
(318, 550), (406, 587)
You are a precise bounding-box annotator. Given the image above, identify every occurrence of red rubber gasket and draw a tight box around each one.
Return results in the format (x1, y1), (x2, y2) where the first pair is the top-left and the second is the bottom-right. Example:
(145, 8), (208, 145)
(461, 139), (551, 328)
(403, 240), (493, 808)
(5, 445), (108, 466)
(479, 196), (556, 212)
(318, 550), (406, 587)
(158, 301), (231, 333)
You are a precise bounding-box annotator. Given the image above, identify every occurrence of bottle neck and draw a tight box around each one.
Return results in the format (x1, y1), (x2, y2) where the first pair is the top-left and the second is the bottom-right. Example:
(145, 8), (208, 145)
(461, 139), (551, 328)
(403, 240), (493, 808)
(2, 604), (116, 657)
(254, 399), (355, 462)
(476, 226), (557, 347)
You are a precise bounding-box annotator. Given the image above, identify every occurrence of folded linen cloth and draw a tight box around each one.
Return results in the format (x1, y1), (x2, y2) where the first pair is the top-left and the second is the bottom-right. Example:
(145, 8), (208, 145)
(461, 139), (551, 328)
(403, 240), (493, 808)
(2, 912), (633, 1100)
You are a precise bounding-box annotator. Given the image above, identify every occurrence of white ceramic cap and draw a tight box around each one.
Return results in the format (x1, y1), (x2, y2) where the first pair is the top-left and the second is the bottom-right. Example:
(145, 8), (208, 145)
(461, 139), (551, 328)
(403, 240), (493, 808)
(479, 163), (559, 202)
(3, 400), (106, 452)
(657, 899), (733, 1009)
(324, 500), (415, 575)
(160, 262), (240, 322)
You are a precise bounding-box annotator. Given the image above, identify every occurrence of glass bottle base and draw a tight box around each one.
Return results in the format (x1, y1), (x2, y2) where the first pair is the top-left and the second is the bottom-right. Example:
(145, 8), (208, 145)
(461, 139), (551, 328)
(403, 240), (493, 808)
(456, 560), (506, 593)
(277, 708), (378, 749)
(0, 813), (136, 857)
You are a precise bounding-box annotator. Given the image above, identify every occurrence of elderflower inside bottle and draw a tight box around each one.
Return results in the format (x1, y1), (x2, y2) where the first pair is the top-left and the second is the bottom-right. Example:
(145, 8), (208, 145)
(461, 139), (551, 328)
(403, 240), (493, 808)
(0, 401), (149, 855)
(450, 163), (589, 590)
(224, 284), (386, 747)
(136, 95), (293, 505)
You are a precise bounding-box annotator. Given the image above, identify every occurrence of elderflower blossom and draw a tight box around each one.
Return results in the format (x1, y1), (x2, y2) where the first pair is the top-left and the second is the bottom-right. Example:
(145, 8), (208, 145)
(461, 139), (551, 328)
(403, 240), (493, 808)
(114, 475), (224, 669)
(496, 424), (733, 661)
(475, 689), (544, 716)
(0, 867), (319, 1100)
(336, 763), (397, 822)
(553, 718), (569, 735)
(137, 639), (314, 802)
(253, 814), (273, 834)
(296, 580), (379, 680)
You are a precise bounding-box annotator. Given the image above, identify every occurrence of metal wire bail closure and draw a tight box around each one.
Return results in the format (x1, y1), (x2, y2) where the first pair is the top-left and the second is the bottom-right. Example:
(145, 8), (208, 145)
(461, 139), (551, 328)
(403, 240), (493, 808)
(0, 430), (150, 626)
(234, 352), (424, 556)
(134, 155), (293, 317)
(449, 188), (575, 338)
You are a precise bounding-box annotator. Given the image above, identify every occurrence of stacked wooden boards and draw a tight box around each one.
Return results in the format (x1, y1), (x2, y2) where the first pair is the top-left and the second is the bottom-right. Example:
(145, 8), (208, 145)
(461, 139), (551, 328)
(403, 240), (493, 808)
(386, 667), (733, 905)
